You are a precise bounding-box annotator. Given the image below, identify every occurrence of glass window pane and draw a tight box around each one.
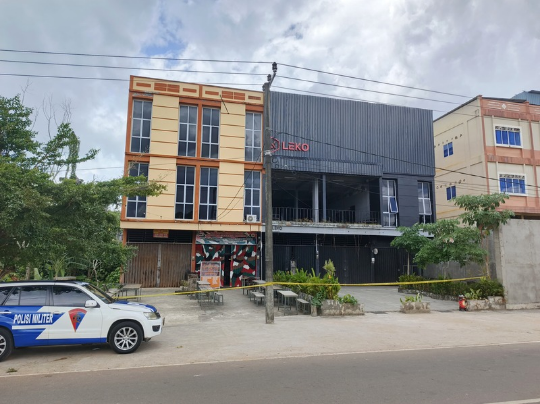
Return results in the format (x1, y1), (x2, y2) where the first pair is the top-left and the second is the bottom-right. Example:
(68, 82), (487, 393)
(211, 109), (220, 126)
(495, 130), (502, 144)
(245, 189), (251, 206)
(502, 130), (508, 144)
(520, 179), (526, 194)
(133, 100), (142, 118)
(189, 106), (197, 124)
(389, 197), (398, 213)
(142, 121), (151, 138)
(211, 127), (219, 144)
(143, 101), (152, 119)
(129, 164), (139, 177)
(53, 286), (88, 307)
(203, 108), (211, 125)
(200, 187), (208, 203)
(179, 124), (187, 141)
(245, 171), (252, 187)
(4, 288), (19, 305)
(187, 142), (196, 157)
(254, 113), (262, 129)
(127, 201), (136, 217)
(515, 132), (521, 146)
(140, 164), (148, 177)
(186, 186), (194, 203)
(209, 205), (217, 220)
(201, 144), (209, 158)
(141, 138), (150, 153)
(137, 202), (146, 218)
(177, 166), (185, 183)
(253, 172), (260, 188)
(209, 188), (217, 203)
(185, 204), (193, 220)
(253, 190), (260, 206)
(186, 167), (195, 184)
(177, 186), (184, 202)
(246, 113), (253, 129)
(254, 132), (261, 147)
(245, 148), (252, 162)
(209, 169), (218, 185)
(175, 205), (185, 219)
(202, 126), (210, 142)
(20, 286), (48, 306)
(446, 188), (451, 200)
(509, 131), (516, 146)
(188, 125), (196, 141)
(180, 106), (188, 123)
(253, 207), (260, 218)
(131, 119), (141, 138)
(499, 178), (505, 192)
(424, 200), (432, 215)
(210, 145), (219, 159)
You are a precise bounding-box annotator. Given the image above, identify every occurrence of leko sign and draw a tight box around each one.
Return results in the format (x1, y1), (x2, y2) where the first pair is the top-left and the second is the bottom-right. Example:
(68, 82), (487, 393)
(271, 137), (310, 152)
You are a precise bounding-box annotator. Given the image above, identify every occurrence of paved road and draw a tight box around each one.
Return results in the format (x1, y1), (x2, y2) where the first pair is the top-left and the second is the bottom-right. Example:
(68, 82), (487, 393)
(2, 342), (540, 404)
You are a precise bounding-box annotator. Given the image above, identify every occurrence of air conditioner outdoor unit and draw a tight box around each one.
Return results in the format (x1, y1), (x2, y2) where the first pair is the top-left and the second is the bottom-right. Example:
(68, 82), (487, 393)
(246, 214), (257, 223)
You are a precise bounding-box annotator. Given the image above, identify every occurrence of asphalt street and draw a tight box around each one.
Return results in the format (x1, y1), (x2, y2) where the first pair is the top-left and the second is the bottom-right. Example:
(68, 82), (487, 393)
(2, 342), (540, 404)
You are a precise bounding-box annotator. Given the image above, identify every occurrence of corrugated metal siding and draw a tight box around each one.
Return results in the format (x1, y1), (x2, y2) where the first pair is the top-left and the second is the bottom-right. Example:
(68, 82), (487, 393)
(270, 92), (435, 177)
(272, 156), (382, 176)
(512, 91), (540, 106)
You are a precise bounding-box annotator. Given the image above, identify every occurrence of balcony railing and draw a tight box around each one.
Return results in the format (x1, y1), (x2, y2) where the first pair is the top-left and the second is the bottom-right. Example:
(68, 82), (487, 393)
(272, 207), (380, 225)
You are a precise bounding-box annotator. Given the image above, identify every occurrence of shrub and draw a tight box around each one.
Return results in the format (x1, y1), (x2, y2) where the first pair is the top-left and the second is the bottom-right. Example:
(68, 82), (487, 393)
(337, 294), (358, 305)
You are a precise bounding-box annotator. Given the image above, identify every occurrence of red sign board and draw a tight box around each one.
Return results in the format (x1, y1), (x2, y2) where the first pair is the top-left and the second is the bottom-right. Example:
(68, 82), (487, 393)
(271, 137), (309, 152)
(153, 229), (169, 239)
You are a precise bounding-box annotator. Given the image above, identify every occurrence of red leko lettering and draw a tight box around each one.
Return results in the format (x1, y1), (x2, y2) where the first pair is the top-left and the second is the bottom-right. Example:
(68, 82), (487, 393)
(301, 144), (309, 151)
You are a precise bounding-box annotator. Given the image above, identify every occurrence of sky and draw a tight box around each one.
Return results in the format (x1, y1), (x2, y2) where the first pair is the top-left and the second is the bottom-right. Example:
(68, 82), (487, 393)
(0, 0), (538, 182)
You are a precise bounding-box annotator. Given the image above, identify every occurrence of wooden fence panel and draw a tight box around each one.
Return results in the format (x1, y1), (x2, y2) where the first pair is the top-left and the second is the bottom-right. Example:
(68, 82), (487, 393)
(125, 243), (158, 288)
(160, 244), (191, 287)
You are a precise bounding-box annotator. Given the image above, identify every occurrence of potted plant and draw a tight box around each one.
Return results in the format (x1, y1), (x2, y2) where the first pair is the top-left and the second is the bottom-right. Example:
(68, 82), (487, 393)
(400, 293), (430, 313)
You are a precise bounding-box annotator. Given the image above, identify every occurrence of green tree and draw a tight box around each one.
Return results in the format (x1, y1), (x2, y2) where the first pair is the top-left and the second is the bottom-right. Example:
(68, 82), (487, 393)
(454, 193), (514, 277)
(0, 94), (164, 281)
(391, 223), (430, 274)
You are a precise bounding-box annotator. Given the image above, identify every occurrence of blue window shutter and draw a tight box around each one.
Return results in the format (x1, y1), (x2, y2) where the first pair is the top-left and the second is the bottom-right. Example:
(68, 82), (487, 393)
(506, 178), (512, 193)
(389, 197), (398, 213)
(449, 142), (453, 155)
(446, 187), (451, 200)
(515, 132), (521, 146)
(496, 130), (502, 144)
(452, 186), (456, 199)
(500, 178), (506, 193)
(509, 131), (516, 146)
(443, 144), (448, 157)
(520, 179), (526, 194)
(502, 130), (509, 145)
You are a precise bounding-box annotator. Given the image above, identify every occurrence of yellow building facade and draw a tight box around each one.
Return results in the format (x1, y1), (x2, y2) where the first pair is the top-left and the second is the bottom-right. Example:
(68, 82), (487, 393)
(120, 76), (264, 287)
(434, 96), (540, 219)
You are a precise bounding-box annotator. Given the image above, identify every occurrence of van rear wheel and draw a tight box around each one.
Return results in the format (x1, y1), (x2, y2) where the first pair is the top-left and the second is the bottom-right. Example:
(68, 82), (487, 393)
(109, 322), (142, 354)
(0, 328), (13, 362)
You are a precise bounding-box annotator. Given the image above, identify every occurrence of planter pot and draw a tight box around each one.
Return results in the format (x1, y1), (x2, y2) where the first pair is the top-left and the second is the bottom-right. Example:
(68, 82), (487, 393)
(488, 296), (506, 310)
(466, 299), (490, 311)
(400, 301), (430, 313)
(311, 304), (319, 316)
(320, 299), (364, 316)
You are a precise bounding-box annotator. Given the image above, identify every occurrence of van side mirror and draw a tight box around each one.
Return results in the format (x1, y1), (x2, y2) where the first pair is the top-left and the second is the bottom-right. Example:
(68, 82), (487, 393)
(85, 300), (98, 308)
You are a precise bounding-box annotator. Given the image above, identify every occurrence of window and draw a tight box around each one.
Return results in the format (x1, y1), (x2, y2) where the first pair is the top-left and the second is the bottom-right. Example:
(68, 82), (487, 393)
(446, 185), (457, 201)
(382, 179), (398, 227)
(179, 105), (197, 157)
(130, 100), (152, 153)
(126, 163), (148, 218)
(495, 126), (521, 147)
(0, 287), (12, 305)
(244, 171), (261, 220)
(19, 286), (48, 306)
(199, 167), (218, 220)
(52, 286), (89, 307)
(175, 166), (196, 220)
(443, 142), (453, 157)
(499, 174), (526, 195)
(418, 182), (433, 224)
(245, 112), (262, 162)
(201, 108), (220, 158)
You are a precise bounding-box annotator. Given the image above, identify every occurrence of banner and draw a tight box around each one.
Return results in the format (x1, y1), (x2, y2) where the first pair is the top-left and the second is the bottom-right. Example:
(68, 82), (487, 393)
(200, 261), (221, 288)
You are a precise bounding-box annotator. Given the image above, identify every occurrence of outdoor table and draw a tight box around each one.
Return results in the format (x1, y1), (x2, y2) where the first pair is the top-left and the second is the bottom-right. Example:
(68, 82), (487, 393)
(196, 281), (212, 304)
(120, 283), (142, 301)
(273, 284), (283, 300)
(241, 277), (255, 295)
(277, 290), (298, 312)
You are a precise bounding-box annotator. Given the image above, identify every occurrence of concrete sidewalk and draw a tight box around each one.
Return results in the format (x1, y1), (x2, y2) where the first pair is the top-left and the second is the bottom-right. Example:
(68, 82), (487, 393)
(1, 287), (539, 377)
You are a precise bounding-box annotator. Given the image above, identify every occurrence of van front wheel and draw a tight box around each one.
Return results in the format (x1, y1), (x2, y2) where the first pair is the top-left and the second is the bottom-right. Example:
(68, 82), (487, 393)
(0, 328), (13, 362)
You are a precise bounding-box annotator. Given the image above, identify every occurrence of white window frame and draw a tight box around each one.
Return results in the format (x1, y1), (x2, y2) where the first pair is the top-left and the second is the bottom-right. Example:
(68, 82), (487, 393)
(382, 179), (398, 227)
(130, 100), (152, 153)
(175, 166), (196, 220)
(199, 167), (218, 221)
(201, 107), (220, 159)
(245, 112), (262, 162)
(494, 125), (522, 148)
(178, 105), (197, 157)
(244, 171), (261, 220)
(499, 172), (527, 196)
(418, 182), (432, 224)
(126, 162), (148, 218)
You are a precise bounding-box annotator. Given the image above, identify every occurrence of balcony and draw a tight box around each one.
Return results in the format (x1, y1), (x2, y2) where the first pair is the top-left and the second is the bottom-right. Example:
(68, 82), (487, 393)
(273, 207), (380, 225)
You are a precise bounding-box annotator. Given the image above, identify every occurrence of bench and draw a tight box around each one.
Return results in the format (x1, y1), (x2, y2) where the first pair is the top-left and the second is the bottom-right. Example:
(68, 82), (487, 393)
(252, 292), (265, 306)
(296, 298), (311, 314)
(213, 292), (224, 305)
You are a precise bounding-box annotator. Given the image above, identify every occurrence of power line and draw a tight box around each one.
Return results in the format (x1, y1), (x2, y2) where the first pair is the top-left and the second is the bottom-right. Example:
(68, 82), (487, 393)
(0, 48), (269, 64)
(279, 63), (472, 99)
(0, 58), (267, 76)
(278, 76), (463, 105)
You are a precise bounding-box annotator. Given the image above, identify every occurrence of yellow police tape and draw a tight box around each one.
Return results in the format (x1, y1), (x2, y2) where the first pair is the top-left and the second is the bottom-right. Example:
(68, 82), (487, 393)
(118, 276), (484, 299)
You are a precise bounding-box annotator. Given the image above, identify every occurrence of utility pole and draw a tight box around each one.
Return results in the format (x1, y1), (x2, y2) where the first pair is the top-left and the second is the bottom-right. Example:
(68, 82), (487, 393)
(263, 62), (277, 324)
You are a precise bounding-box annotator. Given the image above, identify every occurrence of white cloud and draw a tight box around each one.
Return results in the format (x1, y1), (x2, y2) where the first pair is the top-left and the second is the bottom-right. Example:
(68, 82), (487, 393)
(0, 0), (538, 181)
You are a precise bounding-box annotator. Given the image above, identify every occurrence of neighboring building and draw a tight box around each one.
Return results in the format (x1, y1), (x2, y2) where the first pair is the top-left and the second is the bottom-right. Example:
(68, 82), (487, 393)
(513, 90), (540, 106)
(434, 95), (540, 219)
(120, 76), (436, 287)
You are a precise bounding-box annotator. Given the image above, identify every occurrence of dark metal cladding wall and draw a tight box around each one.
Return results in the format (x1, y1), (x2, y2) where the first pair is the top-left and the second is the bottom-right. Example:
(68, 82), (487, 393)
(270, 91), (435, 177)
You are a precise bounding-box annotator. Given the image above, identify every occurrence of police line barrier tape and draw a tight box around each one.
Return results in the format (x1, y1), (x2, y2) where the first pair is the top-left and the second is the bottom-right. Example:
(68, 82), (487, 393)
(118, 276), (484, 299)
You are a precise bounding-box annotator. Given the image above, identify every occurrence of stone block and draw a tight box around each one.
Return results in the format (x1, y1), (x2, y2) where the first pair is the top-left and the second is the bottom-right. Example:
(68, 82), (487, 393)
(400, 302), (431, 313)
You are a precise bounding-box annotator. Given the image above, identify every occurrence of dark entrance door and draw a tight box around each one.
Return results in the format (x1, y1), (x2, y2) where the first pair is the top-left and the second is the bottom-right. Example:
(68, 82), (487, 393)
(222, 253), (232, 287)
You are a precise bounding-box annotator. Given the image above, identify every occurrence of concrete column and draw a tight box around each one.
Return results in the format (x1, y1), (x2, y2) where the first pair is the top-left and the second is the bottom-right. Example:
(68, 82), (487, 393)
(294, 190), (299, 221)
(322, 174), (327, 222)
(312, 178), (319, 223)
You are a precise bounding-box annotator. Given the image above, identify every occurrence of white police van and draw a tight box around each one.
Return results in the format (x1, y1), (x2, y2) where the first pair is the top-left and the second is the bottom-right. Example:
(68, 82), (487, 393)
(0, 281), (164, 361)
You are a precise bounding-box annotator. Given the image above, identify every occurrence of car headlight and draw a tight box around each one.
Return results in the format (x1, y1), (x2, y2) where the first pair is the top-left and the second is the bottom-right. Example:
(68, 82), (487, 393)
(144, 311), (160, 320)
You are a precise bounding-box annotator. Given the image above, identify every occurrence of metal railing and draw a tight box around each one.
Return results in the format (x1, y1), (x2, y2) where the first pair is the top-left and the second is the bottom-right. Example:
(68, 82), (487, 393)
(272, 207), (380, 225)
